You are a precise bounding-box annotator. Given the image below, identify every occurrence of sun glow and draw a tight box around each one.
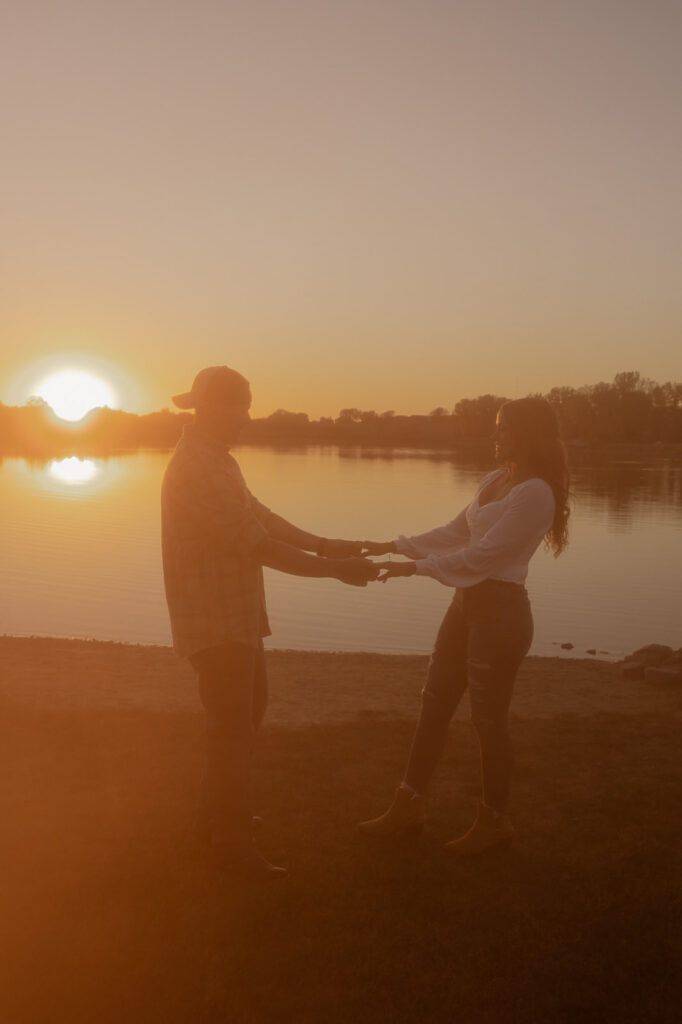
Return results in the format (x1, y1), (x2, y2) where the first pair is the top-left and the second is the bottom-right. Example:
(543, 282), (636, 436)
(48, 457), (100, 484)
(34, 369), (117, 422)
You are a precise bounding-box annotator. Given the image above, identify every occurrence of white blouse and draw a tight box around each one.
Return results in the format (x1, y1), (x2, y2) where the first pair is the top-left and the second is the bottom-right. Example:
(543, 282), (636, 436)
(395, 469), (556, 588)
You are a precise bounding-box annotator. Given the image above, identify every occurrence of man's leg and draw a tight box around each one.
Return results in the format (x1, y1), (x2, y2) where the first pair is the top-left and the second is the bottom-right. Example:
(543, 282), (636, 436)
(251, 641), (268, 735)
(192, 642), (257, 857)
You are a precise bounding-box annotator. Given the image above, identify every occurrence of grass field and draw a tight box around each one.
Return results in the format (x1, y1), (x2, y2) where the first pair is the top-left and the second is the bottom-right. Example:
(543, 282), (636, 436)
(1, 693), (680, 1022)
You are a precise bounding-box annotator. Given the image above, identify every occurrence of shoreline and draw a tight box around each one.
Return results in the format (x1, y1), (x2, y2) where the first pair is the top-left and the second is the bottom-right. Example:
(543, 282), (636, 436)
(2, 439), (682, 462)
(2, 628), (621, 662)
(2, 634), (680, 726)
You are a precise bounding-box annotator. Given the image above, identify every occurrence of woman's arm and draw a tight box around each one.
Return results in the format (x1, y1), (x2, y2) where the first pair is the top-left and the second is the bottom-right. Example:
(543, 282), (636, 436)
(394, 505), (471, 559)
(417, 482), (554, 586)
(375, 481), (554, 587)
(364, 471), (501, 560)
(362, 506), (471, 559)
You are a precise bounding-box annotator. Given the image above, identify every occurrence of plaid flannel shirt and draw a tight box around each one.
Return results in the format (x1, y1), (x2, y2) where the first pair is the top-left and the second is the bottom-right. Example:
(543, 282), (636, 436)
(161, 425), (274, 658)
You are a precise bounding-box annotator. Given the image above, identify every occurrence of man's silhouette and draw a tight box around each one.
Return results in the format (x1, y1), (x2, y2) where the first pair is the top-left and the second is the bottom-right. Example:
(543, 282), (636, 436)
(161, 366), (376, 879)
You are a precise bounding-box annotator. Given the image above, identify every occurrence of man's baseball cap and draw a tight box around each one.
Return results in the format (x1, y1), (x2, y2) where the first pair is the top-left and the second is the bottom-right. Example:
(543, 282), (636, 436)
(172, 366), (251, 409)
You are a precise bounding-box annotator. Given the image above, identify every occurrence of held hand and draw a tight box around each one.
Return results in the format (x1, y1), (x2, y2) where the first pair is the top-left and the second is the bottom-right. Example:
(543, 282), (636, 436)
(374, 560), (417, 583)
(333, 557), (380, 587)
(323, 538), (364, 559)
(361, 540), (396, 556)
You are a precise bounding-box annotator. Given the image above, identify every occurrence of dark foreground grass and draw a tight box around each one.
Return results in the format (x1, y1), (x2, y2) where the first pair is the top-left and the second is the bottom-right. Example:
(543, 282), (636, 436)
(1, 703), (680, 1023)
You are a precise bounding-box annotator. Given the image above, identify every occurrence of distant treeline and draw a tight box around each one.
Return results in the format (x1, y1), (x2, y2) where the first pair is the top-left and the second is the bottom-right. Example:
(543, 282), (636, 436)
(1, 371), (681, 458)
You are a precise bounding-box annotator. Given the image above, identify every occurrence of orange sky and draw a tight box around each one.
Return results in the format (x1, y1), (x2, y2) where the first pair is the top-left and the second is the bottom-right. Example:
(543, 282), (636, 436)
(2, 1), (681, 419)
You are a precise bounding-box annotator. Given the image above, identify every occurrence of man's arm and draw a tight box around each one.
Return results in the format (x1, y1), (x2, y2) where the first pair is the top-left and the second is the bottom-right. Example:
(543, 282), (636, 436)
(259, 511), (321, 552)
(252, 503), (363, 558)
(256, 538), (377, 586)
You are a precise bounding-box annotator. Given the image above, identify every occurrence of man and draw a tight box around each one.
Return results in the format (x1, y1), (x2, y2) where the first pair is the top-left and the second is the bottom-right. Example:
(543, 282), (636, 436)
(161, 366), (376, 880)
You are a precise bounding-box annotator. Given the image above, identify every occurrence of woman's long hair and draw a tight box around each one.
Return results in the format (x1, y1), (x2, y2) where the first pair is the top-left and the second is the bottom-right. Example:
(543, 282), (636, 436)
(500, 397), (570, 556)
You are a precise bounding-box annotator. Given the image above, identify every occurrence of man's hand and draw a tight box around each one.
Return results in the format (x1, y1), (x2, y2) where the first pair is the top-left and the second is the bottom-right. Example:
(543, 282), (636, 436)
(361, 540), (396, 556)
(332, 557), (380, 587)
(259, 538), (379, 585)
(374, 560), (417, 583)
(323, 539), (364, 558)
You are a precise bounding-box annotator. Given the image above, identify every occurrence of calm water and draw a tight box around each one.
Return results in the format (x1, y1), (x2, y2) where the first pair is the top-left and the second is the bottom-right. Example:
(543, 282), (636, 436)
(1, 447), (681, 659)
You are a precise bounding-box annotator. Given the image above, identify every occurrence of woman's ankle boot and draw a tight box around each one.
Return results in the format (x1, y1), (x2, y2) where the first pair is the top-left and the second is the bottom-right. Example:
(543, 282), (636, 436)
(443, 802), (514, 856)
(357, 786), (425, 837)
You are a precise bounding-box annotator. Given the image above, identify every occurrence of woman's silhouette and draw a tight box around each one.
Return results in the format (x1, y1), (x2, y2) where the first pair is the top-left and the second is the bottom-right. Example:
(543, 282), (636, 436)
(359, 397), (570, 854)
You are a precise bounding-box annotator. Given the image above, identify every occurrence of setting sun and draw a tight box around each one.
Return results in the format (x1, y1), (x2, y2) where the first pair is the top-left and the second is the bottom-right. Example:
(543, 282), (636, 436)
(34, 370), (117, 422)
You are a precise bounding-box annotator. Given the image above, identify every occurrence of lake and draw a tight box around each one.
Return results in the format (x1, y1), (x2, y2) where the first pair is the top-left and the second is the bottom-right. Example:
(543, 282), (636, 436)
(1, 447), (680, 659)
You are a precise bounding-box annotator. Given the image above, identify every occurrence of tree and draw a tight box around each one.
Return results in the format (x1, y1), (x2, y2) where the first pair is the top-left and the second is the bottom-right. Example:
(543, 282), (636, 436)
(338, 408), (362, 423)
(453, 394), (508, 438)
(545, 386), (578, 405)
(613, 370), (642, 395)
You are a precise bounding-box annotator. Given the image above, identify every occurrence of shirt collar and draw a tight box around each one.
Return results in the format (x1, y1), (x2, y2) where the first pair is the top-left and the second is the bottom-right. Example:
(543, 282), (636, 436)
(182, 422), (231, 455)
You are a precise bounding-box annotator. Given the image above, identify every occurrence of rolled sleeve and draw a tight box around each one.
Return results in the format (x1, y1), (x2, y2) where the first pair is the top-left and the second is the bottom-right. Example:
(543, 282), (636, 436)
(249, 494), (278, 532)
(395, 505), (471, 559)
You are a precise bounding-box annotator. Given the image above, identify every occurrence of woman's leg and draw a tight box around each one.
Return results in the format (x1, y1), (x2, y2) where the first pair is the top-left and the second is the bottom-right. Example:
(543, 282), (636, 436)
(358, 597), (469, 836)
(472, 720), (515, 813)
(466, 587), (533, 813)
(403, 595), (469, 794)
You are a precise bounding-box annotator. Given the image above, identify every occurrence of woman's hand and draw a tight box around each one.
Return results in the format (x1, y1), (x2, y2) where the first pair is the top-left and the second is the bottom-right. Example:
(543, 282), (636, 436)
(374, 560), (417, 583)
(361, 540), (396, 556)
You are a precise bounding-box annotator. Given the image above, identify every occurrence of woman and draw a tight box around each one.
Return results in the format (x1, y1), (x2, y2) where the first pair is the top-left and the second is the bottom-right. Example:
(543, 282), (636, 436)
(359, 397), (570, 855)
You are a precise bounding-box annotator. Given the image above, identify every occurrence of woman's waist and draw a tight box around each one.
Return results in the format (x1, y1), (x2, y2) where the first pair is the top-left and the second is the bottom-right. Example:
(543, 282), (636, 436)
(458, 575), (527, 592)
(455, 577), (529, 608)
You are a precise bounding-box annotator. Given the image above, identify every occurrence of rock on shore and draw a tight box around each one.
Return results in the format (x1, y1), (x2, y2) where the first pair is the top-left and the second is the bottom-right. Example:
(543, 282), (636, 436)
(620, 644), (682, 684)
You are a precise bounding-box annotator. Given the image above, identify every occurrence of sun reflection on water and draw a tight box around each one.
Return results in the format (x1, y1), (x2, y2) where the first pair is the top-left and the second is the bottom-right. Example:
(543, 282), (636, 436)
(48, 457), (101, 485)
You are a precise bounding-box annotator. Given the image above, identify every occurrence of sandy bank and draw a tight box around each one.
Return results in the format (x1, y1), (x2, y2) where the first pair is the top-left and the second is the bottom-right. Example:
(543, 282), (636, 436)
(2, 635), (680, 726)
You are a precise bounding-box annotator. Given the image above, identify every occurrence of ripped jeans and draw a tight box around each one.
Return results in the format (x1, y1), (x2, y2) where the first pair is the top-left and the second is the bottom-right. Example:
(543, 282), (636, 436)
(404, 580), (533, 812)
